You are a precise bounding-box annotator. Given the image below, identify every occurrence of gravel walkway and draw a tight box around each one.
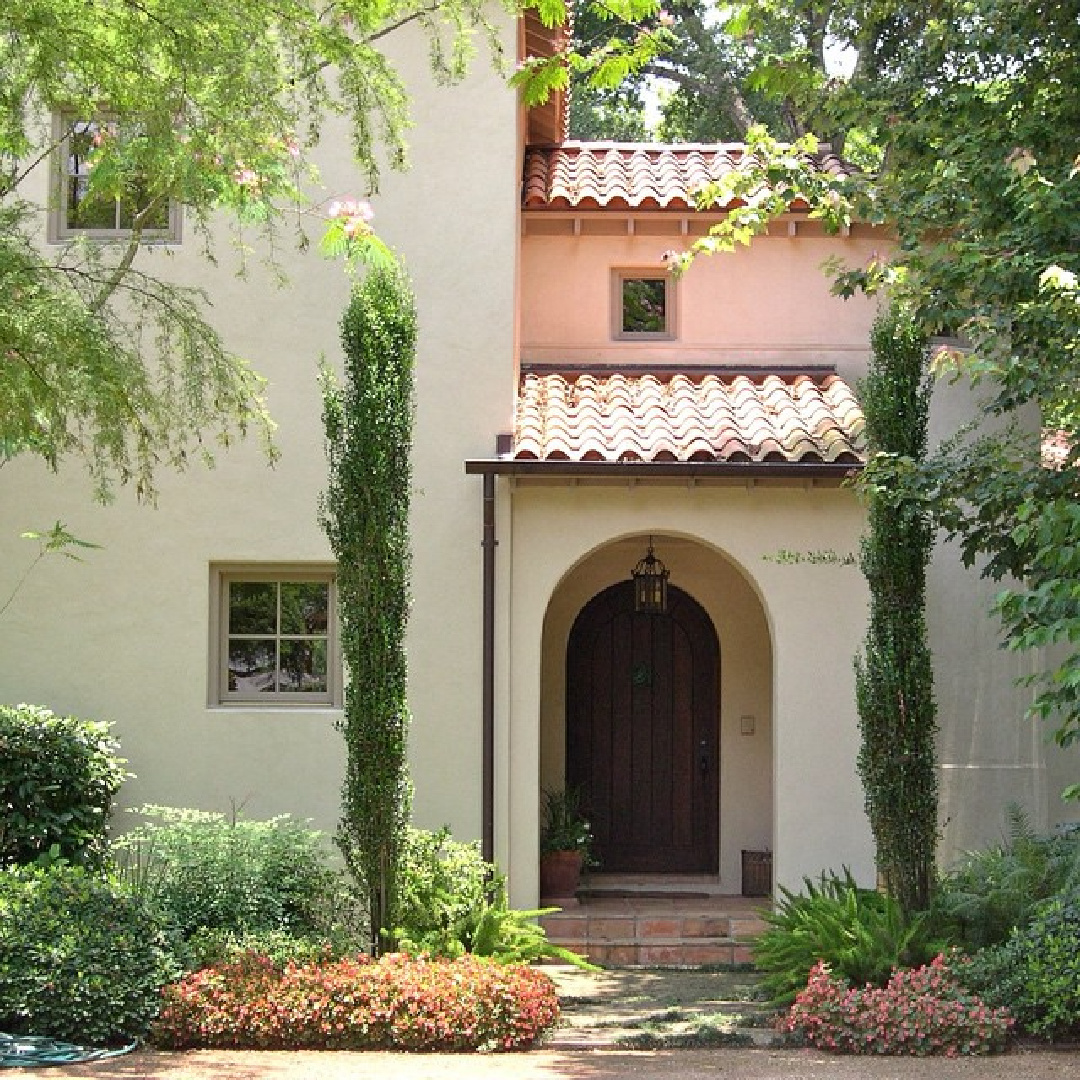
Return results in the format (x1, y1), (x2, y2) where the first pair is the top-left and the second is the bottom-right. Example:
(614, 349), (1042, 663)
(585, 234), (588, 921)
(12, 1045), (1080, 1080)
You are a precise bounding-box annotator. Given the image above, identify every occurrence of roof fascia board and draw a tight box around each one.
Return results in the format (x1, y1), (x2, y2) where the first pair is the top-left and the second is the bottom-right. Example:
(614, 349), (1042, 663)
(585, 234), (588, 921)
(464, 459), (862, 479)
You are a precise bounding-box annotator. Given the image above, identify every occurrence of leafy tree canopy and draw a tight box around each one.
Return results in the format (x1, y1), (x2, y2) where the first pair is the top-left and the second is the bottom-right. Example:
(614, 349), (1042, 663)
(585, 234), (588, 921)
(3, 0), (662, 501)
(667, 0), (1080, 754)
(1, 0), (510, 499)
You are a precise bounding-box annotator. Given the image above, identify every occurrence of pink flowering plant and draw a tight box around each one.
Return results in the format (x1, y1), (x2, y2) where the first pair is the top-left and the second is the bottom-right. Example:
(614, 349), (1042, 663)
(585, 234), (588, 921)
(320, 197), (395, 270)
(781, 953), (1013, 1056)
(151, 951), (560, 1052)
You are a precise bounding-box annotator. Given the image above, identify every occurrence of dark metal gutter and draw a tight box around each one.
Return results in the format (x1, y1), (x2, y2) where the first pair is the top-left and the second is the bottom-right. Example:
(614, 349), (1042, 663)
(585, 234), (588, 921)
(465, 459), (863, 480)
(480, 472), (496, 865)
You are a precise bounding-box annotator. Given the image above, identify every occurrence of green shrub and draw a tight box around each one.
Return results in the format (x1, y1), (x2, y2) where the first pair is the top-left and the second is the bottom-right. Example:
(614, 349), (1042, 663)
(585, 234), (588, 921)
(783, 954), (1012, 1055)
(152, 952), (560, 1051)
(394, 827), (496, 954)
(0, 865), (179, 1045)
(0, 703), (129, 867)
(754, 869), (942, 1004)
(394, 826), (594, 968)
(933, 809), (1080, 951)
(112, 805), (355, 952)
(961, 887), (1080, 1040)
(180, 927), (342, 972)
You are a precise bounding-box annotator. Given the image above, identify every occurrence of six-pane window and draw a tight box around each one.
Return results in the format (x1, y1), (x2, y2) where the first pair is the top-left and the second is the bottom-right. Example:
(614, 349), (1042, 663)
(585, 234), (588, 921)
(214, 570), (340, 706)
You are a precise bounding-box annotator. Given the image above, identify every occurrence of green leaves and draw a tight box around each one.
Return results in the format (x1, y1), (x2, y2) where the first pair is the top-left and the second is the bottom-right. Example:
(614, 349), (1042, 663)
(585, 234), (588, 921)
(513, 0), (665, 106)
(112, 806), (344, 947)
(0, 704), (129, 870)
(0, 865), (179, 1044)
(321, 264), (417, 954)
(854, 303), (937, 916)
(755, 869), (940, 1005)
(2, 0), (510, 499)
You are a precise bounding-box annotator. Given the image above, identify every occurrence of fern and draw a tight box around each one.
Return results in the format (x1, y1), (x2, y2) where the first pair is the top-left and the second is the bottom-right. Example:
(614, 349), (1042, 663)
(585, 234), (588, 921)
(755, 869), (941, 1005)
(934, 806), (1080, 951)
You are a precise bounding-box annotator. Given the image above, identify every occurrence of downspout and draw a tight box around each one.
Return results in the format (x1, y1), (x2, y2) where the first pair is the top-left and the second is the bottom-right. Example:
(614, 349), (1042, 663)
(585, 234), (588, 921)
(481, 471), (496, 864)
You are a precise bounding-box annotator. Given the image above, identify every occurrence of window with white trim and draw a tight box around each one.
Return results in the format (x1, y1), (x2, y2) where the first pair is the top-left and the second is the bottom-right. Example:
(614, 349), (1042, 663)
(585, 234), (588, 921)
(613, 270), (675, 340)
(210, 567), (341, 707)
(52, 115), (180, 241)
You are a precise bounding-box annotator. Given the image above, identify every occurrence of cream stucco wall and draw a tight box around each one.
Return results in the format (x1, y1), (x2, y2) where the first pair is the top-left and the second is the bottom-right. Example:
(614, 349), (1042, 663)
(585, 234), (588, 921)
(510, 215), (1078, 900)
(3, 48), (1075, 905)
(926, 377), (1080, 855)
(0, 21), (520, 840)
(497, 479), (875, 906)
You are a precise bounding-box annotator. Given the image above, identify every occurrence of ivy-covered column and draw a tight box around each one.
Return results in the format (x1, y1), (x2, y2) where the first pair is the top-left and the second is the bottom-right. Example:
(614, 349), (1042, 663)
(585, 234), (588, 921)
(321, 263), (416, 954)
(855, 302), (938, 915)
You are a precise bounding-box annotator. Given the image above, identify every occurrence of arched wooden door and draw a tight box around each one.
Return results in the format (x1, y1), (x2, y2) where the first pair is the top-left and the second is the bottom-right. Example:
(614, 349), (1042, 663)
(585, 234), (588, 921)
(566, 582), (719, 873)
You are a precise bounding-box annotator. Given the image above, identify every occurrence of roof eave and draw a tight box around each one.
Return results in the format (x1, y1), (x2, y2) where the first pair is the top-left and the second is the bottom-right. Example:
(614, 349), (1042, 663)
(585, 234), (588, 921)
(464, 458), (863, 479)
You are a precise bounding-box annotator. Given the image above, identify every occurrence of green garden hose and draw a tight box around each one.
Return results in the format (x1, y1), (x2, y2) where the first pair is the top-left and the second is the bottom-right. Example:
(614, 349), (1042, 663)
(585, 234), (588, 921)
(0, 1033), (136, 1068)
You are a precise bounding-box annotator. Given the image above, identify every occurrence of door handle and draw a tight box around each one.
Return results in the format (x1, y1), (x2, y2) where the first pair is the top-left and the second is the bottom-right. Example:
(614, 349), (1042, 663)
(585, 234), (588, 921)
(699, 739), (710, 775)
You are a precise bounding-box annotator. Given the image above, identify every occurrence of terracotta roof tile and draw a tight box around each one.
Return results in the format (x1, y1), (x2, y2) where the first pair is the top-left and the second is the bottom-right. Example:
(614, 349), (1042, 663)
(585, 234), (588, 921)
(513, 370), (866, 465)
(522, 143), (856, 211)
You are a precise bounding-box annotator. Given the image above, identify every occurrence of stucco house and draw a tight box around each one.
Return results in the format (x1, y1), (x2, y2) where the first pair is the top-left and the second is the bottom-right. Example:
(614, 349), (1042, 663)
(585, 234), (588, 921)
(1, 10), (1075, 929)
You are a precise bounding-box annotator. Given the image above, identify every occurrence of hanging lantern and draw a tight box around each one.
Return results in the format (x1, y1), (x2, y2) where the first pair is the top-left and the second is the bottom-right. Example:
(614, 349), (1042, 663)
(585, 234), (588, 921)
(632, 537), (669, 614)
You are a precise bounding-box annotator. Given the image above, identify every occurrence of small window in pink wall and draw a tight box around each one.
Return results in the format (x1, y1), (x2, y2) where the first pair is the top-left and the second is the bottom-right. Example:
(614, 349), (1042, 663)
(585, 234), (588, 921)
(614, 270), (675, 339)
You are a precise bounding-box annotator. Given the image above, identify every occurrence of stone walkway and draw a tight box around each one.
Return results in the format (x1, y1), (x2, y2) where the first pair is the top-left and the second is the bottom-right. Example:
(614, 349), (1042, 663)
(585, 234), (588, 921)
(543, 964), (778, 1048)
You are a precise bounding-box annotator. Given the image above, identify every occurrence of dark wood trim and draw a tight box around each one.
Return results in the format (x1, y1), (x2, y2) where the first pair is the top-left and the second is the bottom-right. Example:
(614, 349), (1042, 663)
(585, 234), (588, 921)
(519, 361), (839, 380)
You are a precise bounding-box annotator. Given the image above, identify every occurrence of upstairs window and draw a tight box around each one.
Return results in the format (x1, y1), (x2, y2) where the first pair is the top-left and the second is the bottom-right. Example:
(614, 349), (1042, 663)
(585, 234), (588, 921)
(53, 115), (180, 241)
(210, 567), (341, 707)
(614, 270), (675, 340)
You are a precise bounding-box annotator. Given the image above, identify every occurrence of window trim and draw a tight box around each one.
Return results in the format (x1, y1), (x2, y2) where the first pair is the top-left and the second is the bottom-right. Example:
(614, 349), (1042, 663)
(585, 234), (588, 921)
(209, 564), (342, 709)
(50, 112), (182, 244)
(612, 269), (677, 341)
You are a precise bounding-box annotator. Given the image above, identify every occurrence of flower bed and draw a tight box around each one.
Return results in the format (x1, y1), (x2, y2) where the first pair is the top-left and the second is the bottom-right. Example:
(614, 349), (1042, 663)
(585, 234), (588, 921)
(781, 954), (1013, 1056)
(152, 952), (559, 1052)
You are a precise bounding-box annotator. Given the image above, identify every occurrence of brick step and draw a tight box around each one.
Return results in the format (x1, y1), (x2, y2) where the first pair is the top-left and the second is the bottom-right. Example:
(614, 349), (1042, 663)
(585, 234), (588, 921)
(548, 938), (755, 967)
(540, 913), (769, 942)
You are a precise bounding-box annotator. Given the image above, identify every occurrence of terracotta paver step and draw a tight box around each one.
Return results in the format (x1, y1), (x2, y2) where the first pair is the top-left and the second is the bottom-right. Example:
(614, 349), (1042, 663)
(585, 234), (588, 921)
(539, 890), (768, 970)
(540, 917), (767, 942)
(549, 940), (756, 967)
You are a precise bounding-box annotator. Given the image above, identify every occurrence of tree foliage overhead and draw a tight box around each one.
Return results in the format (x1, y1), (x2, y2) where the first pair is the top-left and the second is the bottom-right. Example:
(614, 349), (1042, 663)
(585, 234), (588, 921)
(0, 0), (505, 500)
(658, 0), (1080, 756)
(566, 0), (831, 144)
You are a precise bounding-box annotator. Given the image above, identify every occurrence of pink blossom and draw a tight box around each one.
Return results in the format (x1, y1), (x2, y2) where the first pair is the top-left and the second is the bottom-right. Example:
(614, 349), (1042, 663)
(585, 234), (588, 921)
(234, 166), (261, 188)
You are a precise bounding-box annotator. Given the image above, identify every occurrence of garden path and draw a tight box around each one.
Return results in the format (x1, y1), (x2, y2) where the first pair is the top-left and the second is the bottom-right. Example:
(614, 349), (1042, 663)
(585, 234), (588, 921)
(13, 1045), (1080, 1079)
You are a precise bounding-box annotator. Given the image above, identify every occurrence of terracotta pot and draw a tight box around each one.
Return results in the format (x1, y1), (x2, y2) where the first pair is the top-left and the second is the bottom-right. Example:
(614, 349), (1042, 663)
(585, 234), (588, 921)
(539, 849), (584, 901)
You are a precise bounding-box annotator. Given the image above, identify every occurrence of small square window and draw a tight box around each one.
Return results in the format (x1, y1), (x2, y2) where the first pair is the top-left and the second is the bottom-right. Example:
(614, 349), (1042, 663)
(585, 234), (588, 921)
(52, 115), (180, 242)
(210, 567), (341, 707)
(613, 271), (675, 339)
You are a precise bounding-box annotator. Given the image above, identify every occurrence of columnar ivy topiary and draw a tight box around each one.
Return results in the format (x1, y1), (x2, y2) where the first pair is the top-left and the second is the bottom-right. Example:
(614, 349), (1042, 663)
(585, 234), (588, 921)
(855, 303), (938, 915)
(320, 263), (416, 954)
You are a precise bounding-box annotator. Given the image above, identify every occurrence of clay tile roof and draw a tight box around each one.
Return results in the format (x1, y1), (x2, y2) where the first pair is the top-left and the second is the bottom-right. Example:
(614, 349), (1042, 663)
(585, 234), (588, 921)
(522, 142), (856, 211)
(513, 370), (866, 465)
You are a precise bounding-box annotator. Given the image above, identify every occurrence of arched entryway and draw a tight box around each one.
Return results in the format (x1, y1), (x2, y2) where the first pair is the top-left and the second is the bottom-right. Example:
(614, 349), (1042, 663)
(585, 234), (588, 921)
(566, 581), (720, 874)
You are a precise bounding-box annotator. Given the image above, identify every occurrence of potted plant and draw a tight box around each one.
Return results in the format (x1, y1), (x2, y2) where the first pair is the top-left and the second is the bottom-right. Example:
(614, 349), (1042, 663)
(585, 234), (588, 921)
(539, 787), (594, 901)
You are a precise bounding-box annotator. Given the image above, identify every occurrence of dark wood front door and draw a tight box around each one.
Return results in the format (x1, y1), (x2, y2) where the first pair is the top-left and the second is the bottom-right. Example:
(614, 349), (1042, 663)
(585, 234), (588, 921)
(566, 582), (719, 874)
